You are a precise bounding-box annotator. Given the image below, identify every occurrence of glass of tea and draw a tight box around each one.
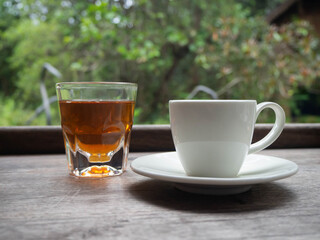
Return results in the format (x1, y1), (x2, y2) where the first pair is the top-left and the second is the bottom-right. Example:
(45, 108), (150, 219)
(56, 82), (137, 178)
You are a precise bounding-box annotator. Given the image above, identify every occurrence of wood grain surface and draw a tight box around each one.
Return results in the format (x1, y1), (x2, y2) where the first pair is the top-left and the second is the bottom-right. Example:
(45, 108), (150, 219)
(1, 149), (320, 239)
(0, 124), (320, 154)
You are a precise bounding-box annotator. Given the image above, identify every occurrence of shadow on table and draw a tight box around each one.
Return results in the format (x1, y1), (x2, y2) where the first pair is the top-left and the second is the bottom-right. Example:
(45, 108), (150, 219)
(128, 179), (297, 213)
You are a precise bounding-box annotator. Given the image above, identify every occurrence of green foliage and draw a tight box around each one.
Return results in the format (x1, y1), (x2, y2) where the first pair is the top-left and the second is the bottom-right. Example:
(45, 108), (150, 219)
(0, 94), (60, 126)
(0, 96), (26, 125)
(0, 0), (319, 125)
(4, 19), (69, 106)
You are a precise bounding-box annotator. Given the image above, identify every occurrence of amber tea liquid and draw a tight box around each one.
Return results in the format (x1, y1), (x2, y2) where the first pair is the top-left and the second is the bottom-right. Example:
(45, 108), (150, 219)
(59, 100), (135, 177)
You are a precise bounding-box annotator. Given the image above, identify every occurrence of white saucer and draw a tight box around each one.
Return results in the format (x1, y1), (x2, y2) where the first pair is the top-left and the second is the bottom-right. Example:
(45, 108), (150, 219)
(131, 152), (298, 195)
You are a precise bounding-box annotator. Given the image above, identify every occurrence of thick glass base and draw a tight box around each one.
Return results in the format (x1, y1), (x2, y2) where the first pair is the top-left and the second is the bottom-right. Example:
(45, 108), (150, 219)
(71, 165), (123, 177)
(65, 142), (128, 178)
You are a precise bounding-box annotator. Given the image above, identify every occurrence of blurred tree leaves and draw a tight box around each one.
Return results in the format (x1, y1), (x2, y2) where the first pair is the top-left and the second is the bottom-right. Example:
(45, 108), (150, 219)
(0, 0), (319, 125)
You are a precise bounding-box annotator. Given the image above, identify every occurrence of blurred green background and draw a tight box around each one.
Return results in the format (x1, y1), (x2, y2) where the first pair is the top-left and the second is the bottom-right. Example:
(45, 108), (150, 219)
(0, 0), (319, 125)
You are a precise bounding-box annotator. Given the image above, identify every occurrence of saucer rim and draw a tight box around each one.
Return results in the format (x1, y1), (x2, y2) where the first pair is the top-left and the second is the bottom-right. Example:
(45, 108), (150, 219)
(130, 152), (299, 186)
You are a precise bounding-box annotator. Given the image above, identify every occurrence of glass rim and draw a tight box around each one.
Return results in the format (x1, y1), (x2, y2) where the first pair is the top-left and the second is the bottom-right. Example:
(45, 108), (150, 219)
(56, 82), (137, 88)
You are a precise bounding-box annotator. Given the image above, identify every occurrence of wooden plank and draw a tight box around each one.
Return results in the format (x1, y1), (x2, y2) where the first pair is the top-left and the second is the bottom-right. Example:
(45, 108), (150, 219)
(0, 124), (319, 154)
(251, 123), (320, 149)
(0, 149), (319, 239)
(0, 126), (64, 155)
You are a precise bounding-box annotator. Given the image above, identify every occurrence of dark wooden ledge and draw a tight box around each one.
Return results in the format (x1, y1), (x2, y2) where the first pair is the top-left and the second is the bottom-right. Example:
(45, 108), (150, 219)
(0, 123), (319, 154)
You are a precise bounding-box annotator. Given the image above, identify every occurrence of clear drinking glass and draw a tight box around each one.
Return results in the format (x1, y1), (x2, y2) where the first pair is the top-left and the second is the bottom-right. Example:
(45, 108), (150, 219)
(56, 82), (137, 178)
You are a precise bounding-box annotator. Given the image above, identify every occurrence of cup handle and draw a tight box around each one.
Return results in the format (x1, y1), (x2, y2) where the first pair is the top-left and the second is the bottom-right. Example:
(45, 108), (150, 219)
(248, 102), (286, 154)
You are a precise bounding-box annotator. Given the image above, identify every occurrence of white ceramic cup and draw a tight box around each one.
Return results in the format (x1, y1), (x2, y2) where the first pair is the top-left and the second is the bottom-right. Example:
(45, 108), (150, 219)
(169, 100), (285, 178)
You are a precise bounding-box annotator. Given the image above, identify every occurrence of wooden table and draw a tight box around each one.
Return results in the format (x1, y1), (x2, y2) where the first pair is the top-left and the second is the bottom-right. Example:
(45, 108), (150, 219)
(1, 148), (319, 239)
